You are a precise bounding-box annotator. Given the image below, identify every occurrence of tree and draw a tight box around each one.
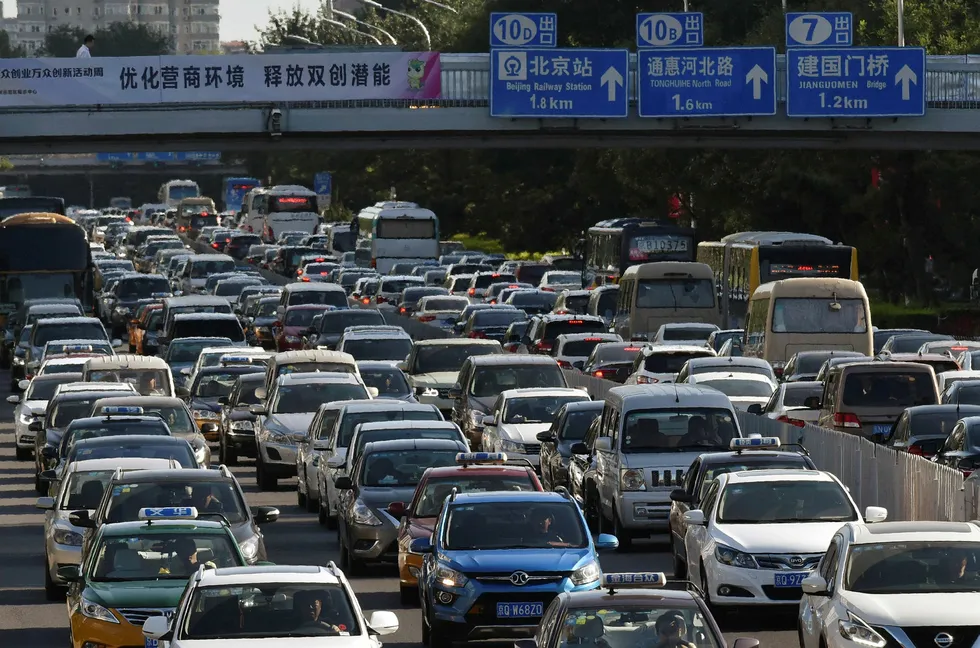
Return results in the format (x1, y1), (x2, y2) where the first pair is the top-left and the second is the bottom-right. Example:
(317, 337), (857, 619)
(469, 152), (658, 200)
(0, 31), (25, 58)
(93, 23), (173, 57)
(39, 25), (86, 57)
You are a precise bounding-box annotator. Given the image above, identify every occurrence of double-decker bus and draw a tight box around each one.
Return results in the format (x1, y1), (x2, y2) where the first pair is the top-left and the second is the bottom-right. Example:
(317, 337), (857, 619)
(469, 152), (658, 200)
(158, 179), (200, 207)
(223, 176), (261, 213)
(697, 231), (859, 329)
(0, 213), (93, 327)
(357, 201), (439, 273)
(583, 217), (696, 287)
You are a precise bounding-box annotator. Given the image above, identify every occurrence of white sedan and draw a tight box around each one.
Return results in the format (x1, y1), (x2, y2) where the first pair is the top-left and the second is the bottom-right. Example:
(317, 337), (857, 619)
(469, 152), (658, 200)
(686, 371), (777, 411)
(682, 469), (886, 608)
(7, 374), (78, 460)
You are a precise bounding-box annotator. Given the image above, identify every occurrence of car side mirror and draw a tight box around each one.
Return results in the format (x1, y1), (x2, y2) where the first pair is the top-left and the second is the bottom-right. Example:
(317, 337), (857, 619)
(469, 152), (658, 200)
(35, 496), (55, 510)
(803, 396), (821, 409)
(18, 379), (30, 391)
(409, 537), (432, 554)
(569, 441), (589, 455)
(746, 403), (763, 415)
(326, 455), (345, 469)
(200, 422), (219, 434)
(595, 533), (619, 551)
(334, 476), (353, 490)
(535, 430), (556, 443)
(515, 640), (537, 648)
(482, 414), (496, 427)
(800, 574), (829, 596)
(313, 439), (331, 452)
(249, 405), (267, 416)
(367, 610), (400, 636)
(255, 386), (268, 401)
(448, 385), (462, 399)
(732, 639), (761, 648)
(142, 615), (172, 641)
(5, 394), (19, 404)
(69, 509), (96, 528)
(253, 505), (280, 524)
(367, 386), (380, 398)
(56, 564), (83, 583)
(669, 488), (691, 503)
(683, 510), (706, 526)
(41, 447), (57, 461)
(29, 420), (44, 433)
(111, 339), (122, 348)
(387, 501), (407, 518)
(593, 437), (612, 452)
(175, 386), (190, 399)
(572, 360), (585, 370)
(864, 506), (888, 523)
(396, 361), (409, 372)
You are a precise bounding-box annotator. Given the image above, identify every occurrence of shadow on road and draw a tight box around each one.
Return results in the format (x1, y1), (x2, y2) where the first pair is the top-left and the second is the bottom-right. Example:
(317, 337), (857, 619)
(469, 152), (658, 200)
(0, 587), (48, 606)
(0, 627), (66, 646)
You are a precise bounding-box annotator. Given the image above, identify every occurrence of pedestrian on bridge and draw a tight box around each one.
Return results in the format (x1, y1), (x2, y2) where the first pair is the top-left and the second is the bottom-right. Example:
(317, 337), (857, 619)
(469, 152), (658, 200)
(76, 35), (94, 58)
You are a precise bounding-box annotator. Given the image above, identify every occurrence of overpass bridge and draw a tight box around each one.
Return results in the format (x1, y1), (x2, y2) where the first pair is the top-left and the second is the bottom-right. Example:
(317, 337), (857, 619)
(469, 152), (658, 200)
(0, 154), (247, 176)
(0, 53), (978, 152)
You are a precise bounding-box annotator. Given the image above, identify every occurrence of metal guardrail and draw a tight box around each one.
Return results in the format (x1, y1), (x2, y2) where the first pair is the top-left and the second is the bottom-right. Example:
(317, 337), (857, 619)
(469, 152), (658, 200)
(5, 53), (980, 113)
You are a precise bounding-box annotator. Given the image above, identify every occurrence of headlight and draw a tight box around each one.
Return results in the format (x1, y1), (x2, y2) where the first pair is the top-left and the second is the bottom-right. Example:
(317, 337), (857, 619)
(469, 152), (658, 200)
(193, 409), (219, 420)
(239, 536), (259, 561)
(570, 561), (601, 586)
(838, 612), (887, 648)
(714, 544), (758, 569)
(620, 468), (646, 492)
(231, 420), (255, 432)
(19, 410), (33, 424)
(53, 526), (83, 546)
(499, 438), (525, 454)
(351, 499), (383, 526)
(266, 427), (289, 441)
(434, 565), (468, 588)
(80, 596), (119, 624)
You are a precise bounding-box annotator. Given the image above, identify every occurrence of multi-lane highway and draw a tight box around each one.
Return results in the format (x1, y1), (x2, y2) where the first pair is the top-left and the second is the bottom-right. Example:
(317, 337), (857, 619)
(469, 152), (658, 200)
(0, 369), (799, 648)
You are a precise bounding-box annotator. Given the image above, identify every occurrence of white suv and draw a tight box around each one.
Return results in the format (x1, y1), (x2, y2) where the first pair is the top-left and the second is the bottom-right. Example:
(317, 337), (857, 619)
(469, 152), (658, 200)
(142, 563), (399, 647)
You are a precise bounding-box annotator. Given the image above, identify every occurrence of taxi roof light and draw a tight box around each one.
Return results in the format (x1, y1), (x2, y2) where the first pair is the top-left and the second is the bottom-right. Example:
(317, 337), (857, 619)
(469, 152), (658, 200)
(219, 355), (252, 364)
(456, 452), (508, 465)
(63, 344), (94, 352)
(730, 436), (781, 450)
(102, 405), (144, 415)
(138, 506), (198, 521)
(602, 572), (667, 589)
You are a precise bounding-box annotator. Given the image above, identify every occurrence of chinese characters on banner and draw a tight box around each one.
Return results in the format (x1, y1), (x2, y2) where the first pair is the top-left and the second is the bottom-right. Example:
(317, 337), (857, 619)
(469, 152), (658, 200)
(0, 52), (442, 106)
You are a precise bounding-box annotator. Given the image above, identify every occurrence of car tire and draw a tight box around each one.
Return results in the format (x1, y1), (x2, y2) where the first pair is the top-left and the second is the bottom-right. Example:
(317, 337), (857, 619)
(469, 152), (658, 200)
(9, 379), (18, 392)
(297, 488), (306, 507)
(34, 470), (45, 495)
(15, 446), (30, 461)
(400, 585), (417, 605)
(256, 459), (277, 491)
(43, 564), (63, 601)
(426, 616), (452, 648)
(672, 542), (687, 579)
(584, 485), (600, 532)
(339, 534), (361, 576)
(318, 498), (329, 526)
(305, 494), (318, 514)
(613, 510), (632, 552)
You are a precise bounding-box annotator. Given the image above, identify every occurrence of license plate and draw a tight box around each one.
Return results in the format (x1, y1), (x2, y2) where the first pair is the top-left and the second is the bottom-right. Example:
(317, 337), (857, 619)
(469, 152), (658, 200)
(145, 640), (158, 648)
(774, 572), (809, 587)
(496, 602), (543, 618)
(873, 424), (891, 436)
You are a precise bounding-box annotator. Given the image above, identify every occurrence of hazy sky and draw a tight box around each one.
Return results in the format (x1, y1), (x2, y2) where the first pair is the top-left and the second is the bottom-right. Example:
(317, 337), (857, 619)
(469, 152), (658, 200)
(223, 0), (326, 43)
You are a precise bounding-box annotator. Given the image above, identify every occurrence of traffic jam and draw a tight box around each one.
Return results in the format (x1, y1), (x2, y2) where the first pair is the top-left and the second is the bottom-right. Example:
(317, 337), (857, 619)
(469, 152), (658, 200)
(0, 188), (976, 648)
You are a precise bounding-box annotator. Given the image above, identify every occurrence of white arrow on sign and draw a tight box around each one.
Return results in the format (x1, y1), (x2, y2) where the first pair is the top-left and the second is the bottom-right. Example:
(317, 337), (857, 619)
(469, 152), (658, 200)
(895, 64), (918, 101)
(745, 64), (769, 100)
(600, 66), (624, 102)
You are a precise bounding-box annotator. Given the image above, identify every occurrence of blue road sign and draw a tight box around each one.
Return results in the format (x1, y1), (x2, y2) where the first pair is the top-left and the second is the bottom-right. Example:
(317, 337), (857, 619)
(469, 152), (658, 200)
(786, 13), (853, 47)
(314, 172), (332, 196)
(490, 13), (557, 49)
(636, 13), (704, 48)
(490, 48), (629, 118)
(637, 47), (777, 118)
(176, 151), (221, 161)
(96, 152), (133, 162)
(136, 152), (176, 162)
(786, 47), (926, 117)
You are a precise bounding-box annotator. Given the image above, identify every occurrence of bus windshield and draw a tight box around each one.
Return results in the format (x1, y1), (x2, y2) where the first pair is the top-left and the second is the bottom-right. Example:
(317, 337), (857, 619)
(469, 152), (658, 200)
(270, 196), (317, 213)
(772, 298), (868, 334)
(636, 279), (714, 309)
(168, 185), (199, 201)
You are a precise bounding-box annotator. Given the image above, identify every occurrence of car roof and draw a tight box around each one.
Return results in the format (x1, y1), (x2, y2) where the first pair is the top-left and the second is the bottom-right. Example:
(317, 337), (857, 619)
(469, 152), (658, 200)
(67, 415), (169, 428)
(847, 521), (980, 544)
(173, 313), (239, 321)
(644, 345), (715, 355)
(690, 372), (775, 383)
(905, 404), (980, 415)
(356, 420), (459, 432)
(450, 490), (573, 504)
(325, 400), (437, 414)
(75, 435), (189, 447)
(199, 564), (341, 585)
(91, 395), (187, 407)
(722, 468), (832, 484)
(556, 333), (621, 342)
(561, 587), (701, 606)
(423, 464), (537, 479)
(698, 450), (812, 465)
(34, 316), (102, 326)
(285, 282), (345, 292)
(69, 457), (177, 473)
(101, 519), (229, 535)
(686, 356), (771, 368)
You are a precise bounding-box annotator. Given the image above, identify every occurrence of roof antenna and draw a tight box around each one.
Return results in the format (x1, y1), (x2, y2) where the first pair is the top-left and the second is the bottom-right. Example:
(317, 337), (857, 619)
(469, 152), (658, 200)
(673, 381), (680, 403)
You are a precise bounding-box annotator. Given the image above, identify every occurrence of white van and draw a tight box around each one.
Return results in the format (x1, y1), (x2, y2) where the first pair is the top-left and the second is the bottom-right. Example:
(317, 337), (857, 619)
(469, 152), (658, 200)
(81, 355), (175, 398)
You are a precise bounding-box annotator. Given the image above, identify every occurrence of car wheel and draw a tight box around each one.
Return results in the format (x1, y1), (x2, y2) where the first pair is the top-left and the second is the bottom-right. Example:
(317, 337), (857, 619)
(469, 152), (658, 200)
(400, 585), (417, 605)
(43, 563), (64, 601)
(318, 498), (328, 526)
(672, 535), (687, 579)
(34, 470), (45, 495)
(15, 446), (31, 461)
(305, 493), (319, 514)
(297, 488), (306, 507)
(613, 509), (632, 552)
(584, 485), (600, 532)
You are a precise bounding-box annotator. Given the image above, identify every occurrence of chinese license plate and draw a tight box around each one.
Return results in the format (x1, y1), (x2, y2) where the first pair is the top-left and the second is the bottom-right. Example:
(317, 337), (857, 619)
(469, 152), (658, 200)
(773, 572), (809, 587)
(145, 640), (158, 648)
(496, 602), (543, 618)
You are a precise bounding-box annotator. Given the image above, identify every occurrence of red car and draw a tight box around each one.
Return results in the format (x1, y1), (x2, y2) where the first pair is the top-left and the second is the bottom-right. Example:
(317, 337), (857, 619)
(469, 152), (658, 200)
(274, 303), (335, 352)
(392, 453), (543, 602)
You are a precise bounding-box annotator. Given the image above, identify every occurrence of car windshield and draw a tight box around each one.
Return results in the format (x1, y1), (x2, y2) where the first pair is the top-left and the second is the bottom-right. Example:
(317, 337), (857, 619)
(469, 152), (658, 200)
(544, 272), (581, 285)
(285, 309), (328, 327)
(107, 405), (195, 435)
(320, 311), (385, 333)
(51, 398), (102, 428)
(90, 532), (239, 582)
(503, 395), (590, 424)
(845, 541), (980, 594)
(772, 298), (868, 333)
(216, 281), (259, 298)
(273, 383), (369, 414)
(255, 301), (279, 317)
(27, 309), (80, 324)
(360, 448), (459, 487)
(343, 338), (413, 362)
(170, 340), (229, 364)
(26, 378), (75, 400)
(35, 323), (107, 346)
(644, 351), (714, 373)
(181, 584), (360, 640)
(60, 469), (115, 509)
(445, 501), (587, 550)
(422, 298), (468, 312)
(783, 384), (823, 406)
(698, 378), (774, 398)
(173, 319), (244, 342)
(595, 345), (644, 363)
(413, 474), (537, 517)
(194, 371), (260, 399)
(471, 365), (566, 398)
(87, 369), (170, 396)
(116, 277), (170, 299)
(637, 279), (715, 309)
(350, 429), (462, 468)
(66, 422), (169, 450)
(561, 409), (601, 441)
(359, 368), (411, 397)
(717, 480), (856, 523)
(697, 459), (810, 499)
(104, 480), (247, 524)
(561, 607), (720, 648)
(620, 408), (738, 453)
(662, 327), (716, 342)
(338, 409), (442, 447)
(414, 344), (500, 374)
(509, 292), (558, 308)
(290, 291), (346, 308)
(39, 363), (86, 375)
(381, 279), (424, 294)
(842, 372), (936, 407)
(70, 441), (196, 466)
(233, 380), (265, 405)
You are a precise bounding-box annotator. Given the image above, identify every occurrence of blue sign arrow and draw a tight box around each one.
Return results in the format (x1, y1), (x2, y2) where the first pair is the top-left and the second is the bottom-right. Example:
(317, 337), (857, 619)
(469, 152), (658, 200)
(786, 47), (926, 117)
(786, 13), (853, 48)
(490, 13), (557, 49)
(490, 48), (629, 118)
(637, 47), (777, 118)
(636, 13), (704, 48)
(314, 172), (332, 196)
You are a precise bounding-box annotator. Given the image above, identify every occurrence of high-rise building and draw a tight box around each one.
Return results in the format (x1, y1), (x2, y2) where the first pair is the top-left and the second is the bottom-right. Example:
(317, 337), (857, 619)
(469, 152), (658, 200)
(7, 0), (220, 55)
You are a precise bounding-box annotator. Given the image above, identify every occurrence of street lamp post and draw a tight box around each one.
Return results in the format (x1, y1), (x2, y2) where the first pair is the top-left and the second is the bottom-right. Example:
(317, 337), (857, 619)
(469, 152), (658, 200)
(418, 0), (458, 14)
(324, 17), (383, 45)
(333, 8), (398, 45)
(897, 0), (906, 46)
(355, 0), (432, 50)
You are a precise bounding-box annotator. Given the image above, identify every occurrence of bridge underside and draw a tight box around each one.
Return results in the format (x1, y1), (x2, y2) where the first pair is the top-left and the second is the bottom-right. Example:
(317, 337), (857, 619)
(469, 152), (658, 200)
(0, 105), (978, 153)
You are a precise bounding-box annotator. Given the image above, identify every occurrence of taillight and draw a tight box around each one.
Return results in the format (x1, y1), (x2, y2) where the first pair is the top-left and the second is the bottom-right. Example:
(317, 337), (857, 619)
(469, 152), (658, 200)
(361, 298), (369, 304)
(301, 277), (310, 282)
(211, 242), (219, 249)
(419, 315), (436, 322)
(469, 331), (487, 339)
(489, 299), (497, 304)
(468, 288), (476, 296)
(178, 225), (185, 232)
(833, 412), (862, 429)
(376, 295), (387, 304)
(906, 445), (923, 456)
(371, 258), (377, 268)
(399, 307), (407, 314)
(593, 370), (605, 378)
(557, 360), (571, 368)
(637, 375), (659, 384)
(776, 415), (806, 428)
(541, 287), (554, 292)
(535, 341), (552, 352)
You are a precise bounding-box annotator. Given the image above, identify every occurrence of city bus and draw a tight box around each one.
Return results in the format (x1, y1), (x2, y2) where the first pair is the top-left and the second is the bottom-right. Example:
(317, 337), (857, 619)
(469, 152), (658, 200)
(697, 231), (859, 329)
(356, 201), (439, 273)
(583, 218), (696, 288)
(158, 179), (200, 207)
(0, 196), (65, 219)
(244, 185), (320, 242)
(611, 261), (720, 341)
(223, 176), (261, 213)
(0, 213), (93, 328)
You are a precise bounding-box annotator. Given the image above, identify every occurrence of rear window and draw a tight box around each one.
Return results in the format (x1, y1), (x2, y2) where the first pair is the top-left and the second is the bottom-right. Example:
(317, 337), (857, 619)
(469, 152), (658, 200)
(841, 371), (937, 407)
(952, 386), (980, 405)
(562, 295), (590, 313)
(541, 320), (605, 341)
(663, 327), (716, 342)
(285, 309), (327, 327)
(381, 279), (424, 294)
(424, 298), (468, 312)
(909, 411), (968, 437)
(644, 351), (714, 373)
(595, 344), (644, 362)
(319, 311), (385, 333)
(516, 265), (548, 286)
(288, 290), (347, 308)
(472, 310), (527, 328)
(783, 384), (822, 406)
(173, 319), (244, 342)
(338, 409), (443, 447)
(35, 323), (107, 346)
(474, 273), (517, 289)
(560, 339), (609, 357)
(923, 360), (959, 374)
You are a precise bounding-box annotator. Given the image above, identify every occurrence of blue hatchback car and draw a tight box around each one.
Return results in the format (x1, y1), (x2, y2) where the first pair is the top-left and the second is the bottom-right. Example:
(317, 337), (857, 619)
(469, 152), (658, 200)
(412, 489), (618, 647)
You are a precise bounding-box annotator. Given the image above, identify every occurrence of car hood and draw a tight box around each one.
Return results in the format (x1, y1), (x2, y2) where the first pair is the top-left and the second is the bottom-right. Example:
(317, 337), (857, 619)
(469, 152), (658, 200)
(174, 639), (372, 648)
(447, 548), (591, 572)
(362, 486), (419, 513)
(406, 516), (437, 539)
(85, 578), (187, 608)
(23, 399), (48, 414)
(498, 422), (552, 443)
(412, 372), (460, 387)
(190, 398), (222, 413)
(253, 316), (277, 327)
(841, 591), (980, 626)
(169, 361), (193, 373)
(714, 521), (848, 554)
(267, 412), (315, 433)
(228, 408), (256, 423)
